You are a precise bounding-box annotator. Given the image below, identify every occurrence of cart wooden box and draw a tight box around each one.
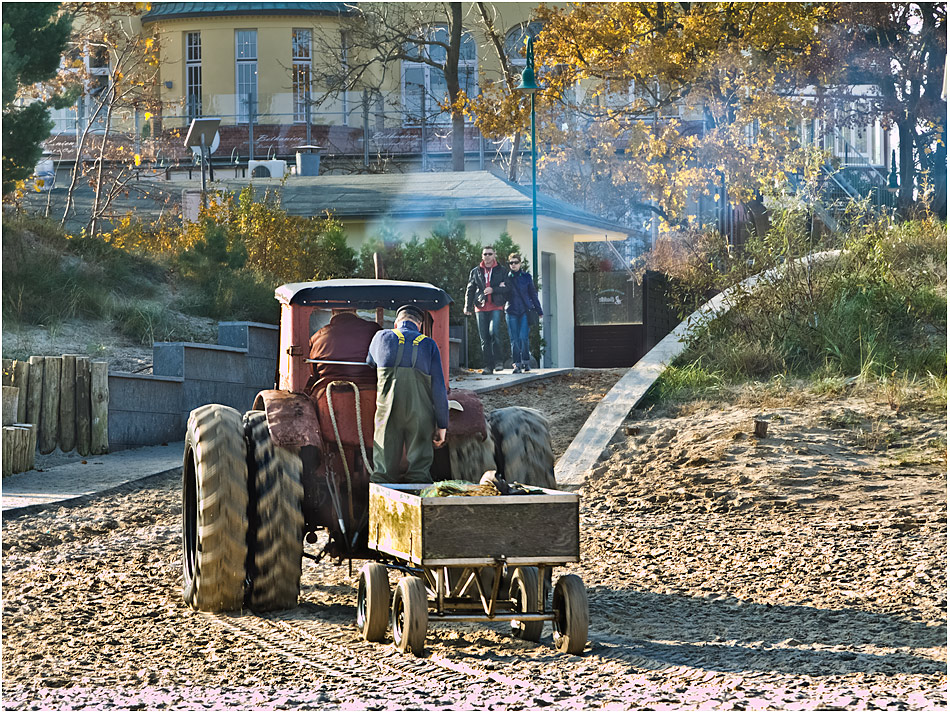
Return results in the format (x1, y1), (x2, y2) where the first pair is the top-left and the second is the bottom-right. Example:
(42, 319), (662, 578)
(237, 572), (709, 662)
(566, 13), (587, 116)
(368, 483), (580, 566)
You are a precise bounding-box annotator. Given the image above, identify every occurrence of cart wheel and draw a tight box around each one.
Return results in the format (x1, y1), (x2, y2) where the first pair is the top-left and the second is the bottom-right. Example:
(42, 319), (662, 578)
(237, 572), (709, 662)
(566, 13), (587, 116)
(509, 567), (543, 642)
(357, 563), (390, 642)
(391, 576), (428, 656)
(552, 574), (588, 655)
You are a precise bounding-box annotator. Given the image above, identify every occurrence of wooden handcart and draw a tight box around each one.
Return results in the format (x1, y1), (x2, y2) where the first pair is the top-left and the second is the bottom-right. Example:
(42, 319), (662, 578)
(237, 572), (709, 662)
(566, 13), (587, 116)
(356, 483), (589, 656)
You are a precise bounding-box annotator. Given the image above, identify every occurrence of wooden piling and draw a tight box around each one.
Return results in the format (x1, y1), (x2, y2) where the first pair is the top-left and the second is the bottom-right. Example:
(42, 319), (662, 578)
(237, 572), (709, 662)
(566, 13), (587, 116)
(76, 357), (91, 456)
(13, 360), (29, 423)
(39, 356), (61, 454)
(2, 423), (36, 475)
(59, 354), (77, 452)
(90, 360), (109, 454)
(3, 386), (19, 426)
(27, 356), (44, 428)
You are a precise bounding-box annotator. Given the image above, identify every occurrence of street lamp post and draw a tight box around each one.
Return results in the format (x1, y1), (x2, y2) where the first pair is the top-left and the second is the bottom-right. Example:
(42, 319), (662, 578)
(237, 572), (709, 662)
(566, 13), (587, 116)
(184, 117), (221, 210)
(517, 35), (541, 286)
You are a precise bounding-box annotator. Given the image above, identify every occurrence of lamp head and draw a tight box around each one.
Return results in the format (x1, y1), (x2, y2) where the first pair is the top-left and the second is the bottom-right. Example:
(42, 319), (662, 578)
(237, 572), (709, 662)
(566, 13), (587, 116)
(518, 65), (541, 93)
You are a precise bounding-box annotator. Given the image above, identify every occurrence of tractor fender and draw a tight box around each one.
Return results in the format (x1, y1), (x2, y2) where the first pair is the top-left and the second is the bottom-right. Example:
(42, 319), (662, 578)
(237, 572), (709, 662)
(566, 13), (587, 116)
(251, 390), (323, 450)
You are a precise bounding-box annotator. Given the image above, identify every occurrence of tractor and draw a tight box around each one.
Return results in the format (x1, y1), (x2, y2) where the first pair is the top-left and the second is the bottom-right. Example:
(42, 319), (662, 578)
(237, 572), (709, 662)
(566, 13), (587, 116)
(182, 279), (556, 614)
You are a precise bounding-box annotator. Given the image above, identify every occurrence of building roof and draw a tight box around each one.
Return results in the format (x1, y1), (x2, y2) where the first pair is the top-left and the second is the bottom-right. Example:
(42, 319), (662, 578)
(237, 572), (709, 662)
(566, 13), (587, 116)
(142, 2), (350, 22)
(221, 171), (632, 236)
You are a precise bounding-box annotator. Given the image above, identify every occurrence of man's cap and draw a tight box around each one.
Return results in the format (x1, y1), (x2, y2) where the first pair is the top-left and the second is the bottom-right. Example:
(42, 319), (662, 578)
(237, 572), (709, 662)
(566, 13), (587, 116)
(395, 304), (426, 323)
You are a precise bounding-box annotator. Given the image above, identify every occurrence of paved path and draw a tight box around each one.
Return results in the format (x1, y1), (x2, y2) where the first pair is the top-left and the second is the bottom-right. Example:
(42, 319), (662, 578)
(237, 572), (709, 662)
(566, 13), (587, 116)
(2, 443), (184, 515)
(1, 368), (572, 514)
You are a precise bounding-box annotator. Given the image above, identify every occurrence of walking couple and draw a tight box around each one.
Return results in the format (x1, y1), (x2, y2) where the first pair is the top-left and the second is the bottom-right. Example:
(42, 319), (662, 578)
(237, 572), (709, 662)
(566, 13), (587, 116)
(463, 245), (542, 375)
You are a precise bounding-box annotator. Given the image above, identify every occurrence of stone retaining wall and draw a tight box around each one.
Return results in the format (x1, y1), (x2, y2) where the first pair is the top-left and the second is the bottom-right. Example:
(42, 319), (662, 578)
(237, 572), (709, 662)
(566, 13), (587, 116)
(108, 322), (278, 451)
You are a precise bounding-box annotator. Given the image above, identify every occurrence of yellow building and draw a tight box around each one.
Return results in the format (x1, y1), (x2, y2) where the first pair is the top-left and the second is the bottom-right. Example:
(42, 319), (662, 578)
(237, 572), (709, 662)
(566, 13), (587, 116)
(137, 2), (544, 165)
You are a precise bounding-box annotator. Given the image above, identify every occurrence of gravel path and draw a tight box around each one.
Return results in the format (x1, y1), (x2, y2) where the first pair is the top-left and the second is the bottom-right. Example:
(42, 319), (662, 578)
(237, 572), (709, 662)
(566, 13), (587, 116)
(2, 375), (946, 710)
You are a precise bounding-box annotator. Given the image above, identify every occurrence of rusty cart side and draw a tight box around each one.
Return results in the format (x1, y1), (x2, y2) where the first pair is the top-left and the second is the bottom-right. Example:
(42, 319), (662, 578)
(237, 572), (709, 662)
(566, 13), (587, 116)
(356, 483), (589, 656)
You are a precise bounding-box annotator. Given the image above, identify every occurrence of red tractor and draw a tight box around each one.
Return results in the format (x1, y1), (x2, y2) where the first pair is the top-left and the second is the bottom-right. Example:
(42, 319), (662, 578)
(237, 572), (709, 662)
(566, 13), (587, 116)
(182, 279), (556, 614)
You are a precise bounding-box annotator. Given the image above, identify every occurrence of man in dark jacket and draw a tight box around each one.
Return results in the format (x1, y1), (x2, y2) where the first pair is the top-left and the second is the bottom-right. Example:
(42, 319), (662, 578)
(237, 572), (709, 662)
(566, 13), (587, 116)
(463, 245), (509, 374)
(366, 304), (448, 483)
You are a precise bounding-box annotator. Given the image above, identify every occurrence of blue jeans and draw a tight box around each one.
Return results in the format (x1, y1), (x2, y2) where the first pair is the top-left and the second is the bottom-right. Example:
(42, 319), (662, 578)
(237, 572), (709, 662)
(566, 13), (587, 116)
(475, 309), (503, 368)
(506, 312), (530, 366)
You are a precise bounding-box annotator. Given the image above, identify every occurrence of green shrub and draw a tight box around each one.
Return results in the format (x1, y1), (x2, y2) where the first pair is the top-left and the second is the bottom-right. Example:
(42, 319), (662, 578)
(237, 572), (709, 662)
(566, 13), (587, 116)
(669, 211), (947, 384)
(1, 214), (162, 326)
(174, 220), (277, 321)
(111, 300), (194, 344)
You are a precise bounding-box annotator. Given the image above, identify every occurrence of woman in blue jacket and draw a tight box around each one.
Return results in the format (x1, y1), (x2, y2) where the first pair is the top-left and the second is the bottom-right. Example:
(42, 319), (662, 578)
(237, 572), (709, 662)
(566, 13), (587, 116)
(504, 252), (543, 373)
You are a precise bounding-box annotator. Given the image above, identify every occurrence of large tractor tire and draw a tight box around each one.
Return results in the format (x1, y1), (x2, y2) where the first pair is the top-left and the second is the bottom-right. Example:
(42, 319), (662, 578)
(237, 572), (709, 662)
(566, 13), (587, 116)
(244, 410), (305, 611)
(487, 407), (556, 489)
(182, 404), (249, 612)
(447, 419), (495, 482)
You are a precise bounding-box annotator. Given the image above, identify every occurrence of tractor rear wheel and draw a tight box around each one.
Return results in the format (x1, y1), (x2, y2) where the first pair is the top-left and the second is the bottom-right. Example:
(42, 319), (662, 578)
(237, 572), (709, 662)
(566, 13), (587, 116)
(182, 404), (249, 612)
(447, 419), (495, 482)
(487, 407), (556, 489)
(244, 410), (305, 611)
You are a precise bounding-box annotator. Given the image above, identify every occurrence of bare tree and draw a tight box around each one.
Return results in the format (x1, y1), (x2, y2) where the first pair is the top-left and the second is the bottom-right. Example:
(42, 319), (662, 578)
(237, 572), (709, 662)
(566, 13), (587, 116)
(309, 2), (471, 171)
(58, 2), (168, 235)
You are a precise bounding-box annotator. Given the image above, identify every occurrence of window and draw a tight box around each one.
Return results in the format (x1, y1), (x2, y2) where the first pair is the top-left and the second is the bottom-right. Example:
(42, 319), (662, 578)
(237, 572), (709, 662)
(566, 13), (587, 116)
(47, 43), (110, 133)
(504, 22), (543, 70)
(235, 29), (258, 123)
(292, 29), (311, 123)
(401, 25), (477, 125)
(186, 31), (201, 119)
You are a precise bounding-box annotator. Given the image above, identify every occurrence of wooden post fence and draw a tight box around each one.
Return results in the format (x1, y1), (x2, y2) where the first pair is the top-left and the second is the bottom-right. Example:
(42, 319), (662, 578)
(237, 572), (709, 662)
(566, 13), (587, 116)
(1, 355), (108, 475)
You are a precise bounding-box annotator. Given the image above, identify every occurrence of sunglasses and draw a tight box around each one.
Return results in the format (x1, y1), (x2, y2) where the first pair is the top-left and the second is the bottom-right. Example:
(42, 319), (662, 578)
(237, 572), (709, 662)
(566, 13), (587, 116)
(509, 260), (521, 264)
(482, 252), (494, 256)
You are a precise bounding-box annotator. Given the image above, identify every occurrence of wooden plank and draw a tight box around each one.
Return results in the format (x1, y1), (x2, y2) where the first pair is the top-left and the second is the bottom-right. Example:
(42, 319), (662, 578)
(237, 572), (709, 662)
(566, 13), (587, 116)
(75, 357), (91, 457)
(369, 484), (422, 563)
(12, 360), (29, 423)
(26, 356), (44, 428)
(39, 356), (61, 455)
(90, 361), (109, 454)
(59, 354), (77, 453)
(423, 501), (578, 561)
(555, 250), (843, 490)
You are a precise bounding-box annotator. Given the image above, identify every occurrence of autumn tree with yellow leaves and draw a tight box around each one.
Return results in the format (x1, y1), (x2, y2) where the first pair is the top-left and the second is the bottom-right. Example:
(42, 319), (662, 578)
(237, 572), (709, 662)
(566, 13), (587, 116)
(465, 3), (843, 227)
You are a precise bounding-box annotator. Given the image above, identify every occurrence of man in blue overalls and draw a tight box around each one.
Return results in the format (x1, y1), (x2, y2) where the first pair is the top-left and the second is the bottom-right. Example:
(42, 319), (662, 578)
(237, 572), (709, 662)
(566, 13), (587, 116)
(366, 304), (449, 483)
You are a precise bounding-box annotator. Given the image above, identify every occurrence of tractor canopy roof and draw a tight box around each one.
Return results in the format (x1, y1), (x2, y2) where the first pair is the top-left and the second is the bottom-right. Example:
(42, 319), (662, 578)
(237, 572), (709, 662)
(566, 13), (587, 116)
(275, 279), (453, 311)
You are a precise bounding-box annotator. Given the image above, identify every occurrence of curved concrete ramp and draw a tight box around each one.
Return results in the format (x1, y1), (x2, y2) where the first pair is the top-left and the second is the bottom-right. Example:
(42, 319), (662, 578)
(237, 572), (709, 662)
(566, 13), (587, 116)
(554, 252), (839, 490)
